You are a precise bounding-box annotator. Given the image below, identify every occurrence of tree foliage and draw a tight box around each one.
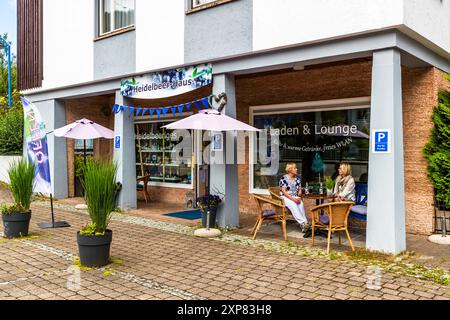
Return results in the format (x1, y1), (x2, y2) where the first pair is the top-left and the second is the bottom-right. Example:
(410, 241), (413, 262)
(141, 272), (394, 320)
(424, 75), (450, 205)
(0, 33), (23, 155)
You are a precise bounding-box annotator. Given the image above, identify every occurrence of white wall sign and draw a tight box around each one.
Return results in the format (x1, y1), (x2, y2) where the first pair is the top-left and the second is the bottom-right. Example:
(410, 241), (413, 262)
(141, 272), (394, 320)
(120, 64), (212, 99)
(372, 129), (391, 154)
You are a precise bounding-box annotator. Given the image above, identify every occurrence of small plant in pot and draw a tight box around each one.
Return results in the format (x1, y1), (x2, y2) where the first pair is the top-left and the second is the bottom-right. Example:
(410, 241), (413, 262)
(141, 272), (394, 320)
(325, 177), (335, 197)
(1, 159), (35, 238)
(77, 160), (118, 267)
(196, 194), (222, 228)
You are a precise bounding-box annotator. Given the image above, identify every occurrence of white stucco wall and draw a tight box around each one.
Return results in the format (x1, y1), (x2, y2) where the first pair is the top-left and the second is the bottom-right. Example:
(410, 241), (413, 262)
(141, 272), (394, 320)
(135, 0), (185, 73)
(253, 0), (404, 51)
(403, 0), (450, 53)
(0, 156), (22, 184)
(40, 0), (94, 90)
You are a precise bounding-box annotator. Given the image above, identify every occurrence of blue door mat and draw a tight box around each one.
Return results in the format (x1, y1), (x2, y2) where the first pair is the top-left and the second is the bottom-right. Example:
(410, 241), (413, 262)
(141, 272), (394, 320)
(163, 210), (202, 220)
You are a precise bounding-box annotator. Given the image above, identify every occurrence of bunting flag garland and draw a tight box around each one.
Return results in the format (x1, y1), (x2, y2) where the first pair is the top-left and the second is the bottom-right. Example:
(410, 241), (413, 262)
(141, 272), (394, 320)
(201, 98), (209, 110)
(193, 100), (203, 110)
(111, 96), (214, 119)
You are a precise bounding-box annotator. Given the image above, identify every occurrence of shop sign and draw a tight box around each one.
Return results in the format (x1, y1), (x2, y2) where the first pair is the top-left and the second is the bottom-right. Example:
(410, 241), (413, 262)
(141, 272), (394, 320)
(372, 129), (391, 153)
(212, 132), (223, 152)
(120, 64), (212, 99)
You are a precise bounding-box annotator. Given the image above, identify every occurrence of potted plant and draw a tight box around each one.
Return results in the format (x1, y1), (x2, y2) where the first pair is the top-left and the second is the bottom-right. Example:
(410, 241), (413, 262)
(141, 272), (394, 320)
(325, 177), (335, 197)
(77, 160), (118, 267)
(1, 159), (35, 238)
(197, 194), (222, 228)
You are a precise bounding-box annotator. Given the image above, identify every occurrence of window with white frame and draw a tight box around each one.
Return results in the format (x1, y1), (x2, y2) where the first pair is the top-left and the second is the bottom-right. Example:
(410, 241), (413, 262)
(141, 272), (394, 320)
(192, 0), (216, 8)
(99, 0), (135, 35)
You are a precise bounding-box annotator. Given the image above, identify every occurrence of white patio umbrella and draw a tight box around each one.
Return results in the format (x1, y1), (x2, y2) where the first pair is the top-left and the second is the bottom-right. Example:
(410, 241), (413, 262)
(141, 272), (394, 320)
(162, 109), (260, 132)
(162, 109), (260, 235)
(54, 118), (114, 165)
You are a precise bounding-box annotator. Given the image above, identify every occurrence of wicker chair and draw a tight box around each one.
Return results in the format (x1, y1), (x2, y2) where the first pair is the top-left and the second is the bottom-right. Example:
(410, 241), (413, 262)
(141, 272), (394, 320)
(310, 201), (355, 254)
(136, 175), (151, 204)
(252, 194), (288, 240)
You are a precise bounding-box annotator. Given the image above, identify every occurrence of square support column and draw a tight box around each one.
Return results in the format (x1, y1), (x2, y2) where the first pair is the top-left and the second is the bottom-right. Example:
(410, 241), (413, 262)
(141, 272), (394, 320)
(366, 49), (406, 254)
(113, 91), (137, 210)
(211, 74), (239, 228)
(28, 99), (68, 199)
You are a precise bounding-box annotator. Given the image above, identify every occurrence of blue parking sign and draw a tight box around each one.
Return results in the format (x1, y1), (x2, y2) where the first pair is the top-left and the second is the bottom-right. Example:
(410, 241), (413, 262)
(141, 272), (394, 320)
(372, 130), (390, 153)
(115, 136), (121, 149)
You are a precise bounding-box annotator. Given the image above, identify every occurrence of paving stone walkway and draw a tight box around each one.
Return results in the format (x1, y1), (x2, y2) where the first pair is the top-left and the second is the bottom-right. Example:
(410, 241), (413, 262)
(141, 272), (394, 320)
(1, 200), (449, 301)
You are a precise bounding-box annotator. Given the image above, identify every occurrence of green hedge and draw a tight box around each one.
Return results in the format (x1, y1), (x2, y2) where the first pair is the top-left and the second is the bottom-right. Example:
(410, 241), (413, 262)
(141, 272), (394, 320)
(424, 75), (450, 205)
(0, 105), (23, 155)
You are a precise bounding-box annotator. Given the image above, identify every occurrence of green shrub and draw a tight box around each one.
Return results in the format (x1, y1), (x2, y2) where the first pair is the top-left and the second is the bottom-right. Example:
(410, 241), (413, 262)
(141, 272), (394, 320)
(0, 105), (23, 155)
(424, 77), (450, 205)
(3, 159), (35, 213)
(81, 160), (118, 235)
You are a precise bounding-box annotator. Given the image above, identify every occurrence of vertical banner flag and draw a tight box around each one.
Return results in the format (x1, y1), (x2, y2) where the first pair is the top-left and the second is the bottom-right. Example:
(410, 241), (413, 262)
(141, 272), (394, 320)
(21, 97), (52, 195)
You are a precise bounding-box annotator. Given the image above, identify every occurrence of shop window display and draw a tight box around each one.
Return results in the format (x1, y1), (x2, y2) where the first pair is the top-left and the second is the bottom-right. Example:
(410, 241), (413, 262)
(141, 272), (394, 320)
(135, 122), (192, 186)
(252, 108), (370, 191)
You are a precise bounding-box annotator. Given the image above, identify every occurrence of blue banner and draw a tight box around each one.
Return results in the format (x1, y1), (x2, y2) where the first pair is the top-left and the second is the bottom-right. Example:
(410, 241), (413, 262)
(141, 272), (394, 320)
(21, 97), (52, 195)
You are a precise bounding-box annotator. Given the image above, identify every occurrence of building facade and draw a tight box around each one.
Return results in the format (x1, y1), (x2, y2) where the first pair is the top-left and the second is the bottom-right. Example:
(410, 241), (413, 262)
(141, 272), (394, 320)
(18, 0), (450, 254)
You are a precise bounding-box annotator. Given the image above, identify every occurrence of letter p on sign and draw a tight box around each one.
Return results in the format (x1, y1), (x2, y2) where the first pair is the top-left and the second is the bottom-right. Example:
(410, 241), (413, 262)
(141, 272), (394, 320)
(372, 129), (391, 153)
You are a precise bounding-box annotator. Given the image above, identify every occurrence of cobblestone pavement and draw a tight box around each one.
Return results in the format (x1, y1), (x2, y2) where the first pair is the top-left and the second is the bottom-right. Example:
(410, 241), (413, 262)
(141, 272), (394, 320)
(1, 201), (450, 300)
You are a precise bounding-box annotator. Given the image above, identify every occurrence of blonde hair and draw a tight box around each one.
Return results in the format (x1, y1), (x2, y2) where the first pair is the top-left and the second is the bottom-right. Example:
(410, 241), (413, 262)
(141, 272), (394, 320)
(339, 162), (352, 177)
(285, 163), (297, 174)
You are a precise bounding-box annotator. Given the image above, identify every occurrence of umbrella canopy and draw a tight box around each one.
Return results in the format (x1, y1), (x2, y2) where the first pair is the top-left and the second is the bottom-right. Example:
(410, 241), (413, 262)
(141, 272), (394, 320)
(162, 109), (260, 132)
(54, 118), (114, 139)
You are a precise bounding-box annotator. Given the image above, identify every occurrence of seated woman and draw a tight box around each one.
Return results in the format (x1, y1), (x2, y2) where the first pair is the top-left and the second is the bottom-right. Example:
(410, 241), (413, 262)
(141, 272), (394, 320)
(279, 163), (309, 232)
(333, 162), (356, 202)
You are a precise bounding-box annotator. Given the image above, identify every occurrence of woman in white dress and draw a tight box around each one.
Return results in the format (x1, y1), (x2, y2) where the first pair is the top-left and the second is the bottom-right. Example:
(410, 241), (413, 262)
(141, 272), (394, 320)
(279, 163), (309, 232)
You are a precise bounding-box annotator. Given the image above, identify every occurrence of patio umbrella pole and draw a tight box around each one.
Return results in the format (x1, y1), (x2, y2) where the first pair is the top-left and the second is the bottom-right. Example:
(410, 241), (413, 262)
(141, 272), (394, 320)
(37, 194), (71, 229)
(83, 139), (87, 167)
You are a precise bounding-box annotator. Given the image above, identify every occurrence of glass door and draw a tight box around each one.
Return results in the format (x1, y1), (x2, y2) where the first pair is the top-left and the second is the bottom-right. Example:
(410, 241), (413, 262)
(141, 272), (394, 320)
(195, 131), (210, 199)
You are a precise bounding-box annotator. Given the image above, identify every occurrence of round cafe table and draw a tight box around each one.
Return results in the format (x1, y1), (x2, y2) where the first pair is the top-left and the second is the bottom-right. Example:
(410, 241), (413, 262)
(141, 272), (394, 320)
(302, 193), (336, 205)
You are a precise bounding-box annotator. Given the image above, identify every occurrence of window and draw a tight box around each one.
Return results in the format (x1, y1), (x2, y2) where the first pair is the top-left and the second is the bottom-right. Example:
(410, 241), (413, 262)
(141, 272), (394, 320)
(135, 121), (193, 188)
(74, 139), (94, 156)
(192, 0), (216, 7)
(251, 105), (371, 193)
(99, 0), (135, 35)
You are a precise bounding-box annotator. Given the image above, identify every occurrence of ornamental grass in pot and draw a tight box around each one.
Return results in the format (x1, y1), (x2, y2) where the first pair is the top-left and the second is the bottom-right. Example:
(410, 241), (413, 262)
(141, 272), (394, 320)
(77, 160), (118, 267)
(1, 159), (35, 238)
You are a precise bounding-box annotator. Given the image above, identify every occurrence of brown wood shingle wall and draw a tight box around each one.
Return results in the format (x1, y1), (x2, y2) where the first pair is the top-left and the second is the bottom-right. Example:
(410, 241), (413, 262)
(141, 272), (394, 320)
(17, 0), (43, 90)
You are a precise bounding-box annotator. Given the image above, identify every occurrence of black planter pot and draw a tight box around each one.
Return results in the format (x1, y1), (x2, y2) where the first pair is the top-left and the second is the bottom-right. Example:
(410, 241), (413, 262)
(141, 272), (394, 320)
(2, 211), (31, 238)
(201, 207), (217, 228)
(77, 230), (112, 267)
